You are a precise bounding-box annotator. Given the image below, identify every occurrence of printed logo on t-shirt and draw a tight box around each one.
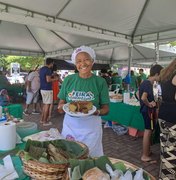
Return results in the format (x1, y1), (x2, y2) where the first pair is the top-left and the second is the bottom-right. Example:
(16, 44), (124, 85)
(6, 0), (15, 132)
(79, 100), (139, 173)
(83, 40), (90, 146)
(68, 90), (94, 101)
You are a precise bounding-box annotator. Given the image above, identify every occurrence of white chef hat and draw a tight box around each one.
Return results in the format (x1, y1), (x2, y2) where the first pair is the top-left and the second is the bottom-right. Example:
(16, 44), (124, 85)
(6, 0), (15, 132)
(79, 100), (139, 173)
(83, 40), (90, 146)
(71, 45), (96, 64)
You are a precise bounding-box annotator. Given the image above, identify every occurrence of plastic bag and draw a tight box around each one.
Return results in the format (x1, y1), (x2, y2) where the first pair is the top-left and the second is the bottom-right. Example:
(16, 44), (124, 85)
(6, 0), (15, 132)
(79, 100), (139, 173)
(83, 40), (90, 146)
(133, 168), (145, 180)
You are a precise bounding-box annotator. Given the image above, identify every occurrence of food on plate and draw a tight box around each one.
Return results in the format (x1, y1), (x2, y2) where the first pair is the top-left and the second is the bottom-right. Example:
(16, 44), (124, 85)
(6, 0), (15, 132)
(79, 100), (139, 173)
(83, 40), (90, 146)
(110, 94), (122, 100)
(82, 167), (110, 180)
(69, 101), (93, 114)
(69, 102), (78, 112)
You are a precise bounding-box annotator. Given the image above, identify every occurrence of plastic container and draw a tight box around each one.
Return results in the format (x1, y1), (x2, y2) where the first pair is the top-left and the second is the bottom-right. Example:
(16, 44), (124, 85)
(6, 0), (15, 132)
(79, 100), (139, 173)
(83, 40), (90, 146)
(112, 125), (128, 135)
(16, 122), (38, 138)
(123, 91), (130, 104)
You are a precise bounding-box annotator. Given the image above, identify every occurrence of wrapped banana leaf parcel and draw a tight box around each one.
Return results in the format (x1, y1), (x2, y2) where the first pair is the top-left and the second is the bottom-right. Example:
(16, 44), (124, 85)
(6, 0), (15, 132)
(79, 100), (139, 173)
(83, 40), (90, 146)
(19, 139), (89, 164)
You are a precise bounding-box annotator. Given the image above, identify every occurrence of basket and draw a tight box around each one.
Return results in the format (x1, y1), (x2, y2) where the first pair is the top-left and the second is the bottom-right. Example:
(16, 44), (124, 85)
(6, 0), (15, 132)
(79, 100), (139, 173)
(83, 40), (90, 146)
(20, 140), (89, 180)
(109, 157), (156, 180)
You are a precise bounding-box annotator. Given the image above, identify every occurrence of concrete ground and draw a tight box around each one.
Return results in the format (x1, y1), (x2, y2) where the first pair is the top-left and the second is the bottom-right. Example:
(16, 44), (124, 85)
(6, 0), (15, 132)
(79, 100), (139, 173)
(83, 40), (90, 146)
(23, 104), (160, 179)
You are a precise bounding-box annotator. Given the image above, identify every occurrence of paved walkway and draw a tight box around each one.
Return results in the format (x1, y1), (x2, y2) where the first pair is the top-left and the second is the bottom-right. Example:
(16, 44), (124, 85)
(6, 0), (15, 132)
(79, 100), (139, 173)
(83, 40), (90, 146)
(23, 105), (160, 179)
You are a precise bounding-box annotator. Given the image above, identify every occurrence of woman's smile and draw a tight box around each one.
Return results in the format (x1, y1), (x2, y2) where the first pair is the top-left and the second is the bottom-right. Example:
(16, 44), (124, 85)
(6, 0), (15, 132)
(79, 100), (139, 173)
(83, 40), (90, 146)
(75, 52), (93, 78)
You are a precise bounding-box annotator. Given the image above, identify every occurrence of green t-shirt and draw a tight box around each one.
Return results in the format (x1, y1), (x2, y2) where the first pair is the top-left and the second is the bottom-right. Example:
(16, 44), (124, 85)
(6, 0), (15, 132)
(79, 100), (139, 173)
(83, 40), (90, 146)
(111, 76), (122, 90)
(130, 75), (137, 90)
(140, 73), (147, 81)
(59, 73), (109, 109)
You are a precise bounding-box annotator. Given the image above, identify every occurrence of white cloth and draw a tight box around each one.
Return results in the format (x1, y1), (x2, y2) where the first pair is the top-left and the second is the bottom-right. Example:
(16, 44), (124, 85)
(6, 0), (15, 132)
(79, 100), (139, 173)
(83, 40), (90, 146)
(27, 71), (40, 93)
(61, 114), (103, 157)
(0, 155), (19, 180)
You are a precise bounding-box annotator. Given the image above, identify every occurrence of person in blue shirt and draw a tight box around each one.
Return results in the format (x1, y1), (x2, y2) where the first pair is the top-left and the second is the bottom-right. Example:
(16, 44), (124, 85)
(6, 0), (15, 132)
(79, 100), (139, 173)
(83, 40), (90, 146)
(39, 58), (59, 126)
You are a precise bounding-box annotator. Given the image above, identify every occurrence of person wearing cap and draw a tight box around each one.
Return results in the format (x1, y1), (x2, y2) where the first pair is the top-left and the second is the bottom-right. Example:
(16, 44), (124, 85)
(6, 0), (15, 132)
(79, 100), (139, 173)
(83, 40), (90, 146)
(58, 45), (110, 157)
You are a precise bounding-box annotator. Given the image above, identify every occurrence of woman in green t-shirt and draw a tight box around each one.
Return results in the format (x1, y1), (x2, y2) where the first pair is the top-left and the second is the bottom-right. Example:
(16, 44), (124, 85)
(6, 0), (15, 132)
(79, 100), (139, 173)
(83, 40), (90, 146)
(58, 46), (110, 157)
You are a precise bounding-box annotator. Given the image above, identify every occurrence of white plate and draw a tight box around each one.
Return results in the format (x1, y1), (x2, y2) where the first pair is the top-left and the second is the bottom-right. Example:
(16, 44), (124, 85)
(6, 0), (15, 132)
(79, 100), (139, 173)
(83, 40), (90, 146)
(63, 103), (97, 117)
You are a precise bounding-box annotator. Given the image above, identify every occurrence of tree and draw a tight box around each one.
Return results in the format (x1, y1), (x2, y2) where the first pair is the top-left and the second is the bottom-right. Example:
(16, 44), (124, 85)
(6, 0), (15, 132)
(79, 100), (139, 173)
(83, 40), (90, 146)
(0, 56), (44, 72)
(169, 41), (176, 47)
(0, 55), (8, 71)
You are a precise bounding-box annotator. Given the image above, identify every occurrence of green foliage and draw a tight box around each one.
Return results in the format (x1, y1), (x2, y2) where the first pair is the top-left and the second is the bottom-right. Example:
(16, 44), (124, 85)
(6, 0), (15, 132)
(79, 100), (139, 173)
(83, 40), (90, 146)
(0, 55), (8, 71)
(113, 162), (126, 173)
(169, 41), (176, 47)
(0, 56), (44, 71)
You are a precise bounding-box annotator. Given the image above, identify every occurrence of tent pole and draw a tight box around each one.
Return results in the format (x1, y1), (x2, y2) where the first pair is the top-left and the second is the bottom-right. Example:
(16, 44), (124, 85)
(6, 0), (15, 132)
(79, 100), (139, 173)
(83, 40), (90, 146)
(155, 42), (159, 64)
(127, 43), (133, 91)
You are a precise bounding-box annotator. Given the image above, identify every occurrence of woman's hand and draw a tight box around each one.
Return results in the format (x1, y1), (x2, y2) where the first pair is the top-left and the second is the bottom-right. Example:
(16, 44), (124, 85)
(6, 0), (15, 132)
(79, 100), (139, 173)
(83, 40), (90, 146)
(94, 109), (101, 116)
(57, 100), (66, 114)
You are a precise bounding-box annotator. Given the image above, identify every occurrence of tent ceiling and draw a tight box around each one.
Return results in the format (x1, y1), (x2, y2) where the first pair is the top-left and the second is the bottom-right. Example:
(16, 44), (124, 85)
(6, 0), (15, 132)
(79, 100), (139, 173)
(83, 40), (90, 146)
(0, 0), (176, 66)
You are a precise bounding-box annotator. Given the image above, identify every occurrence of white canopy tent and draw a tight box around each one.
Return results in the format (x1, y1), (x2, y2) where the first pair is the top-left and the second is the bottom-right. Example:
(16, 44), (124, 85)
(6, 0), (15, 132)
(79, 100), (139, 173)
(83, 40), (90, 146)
(0, 0), (176, 66)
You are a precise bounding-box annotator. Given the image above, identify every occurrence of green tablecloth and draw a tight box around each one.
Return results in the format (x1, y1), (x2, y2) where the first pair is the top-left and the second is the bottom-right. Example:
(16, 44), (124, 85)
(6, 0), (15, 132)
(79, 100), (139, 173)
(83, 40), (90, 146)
(0, 143), (30, 180)
(3, 104), (23, 118)
(102, 102), (144, 131)
(7, 84), (25, 97)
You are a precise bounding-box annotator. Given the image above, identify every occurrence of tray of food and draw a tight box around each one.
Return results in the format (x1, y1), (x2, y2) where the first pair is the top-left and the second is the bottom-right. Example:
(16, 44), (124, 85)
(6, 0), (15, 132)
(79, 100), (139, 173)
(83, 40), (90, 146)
(110, 94), (123, 103)
(63, 101), (96, 117)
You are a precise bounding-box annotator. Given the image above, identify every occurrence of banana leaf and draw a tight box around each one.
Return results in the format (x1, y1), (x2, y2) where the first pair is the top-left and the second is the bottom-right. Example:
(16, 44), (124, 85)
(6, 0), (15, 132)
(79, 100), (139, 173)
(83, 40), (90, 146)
(69, 156), (114, 176)
(24, 139), (86, 158)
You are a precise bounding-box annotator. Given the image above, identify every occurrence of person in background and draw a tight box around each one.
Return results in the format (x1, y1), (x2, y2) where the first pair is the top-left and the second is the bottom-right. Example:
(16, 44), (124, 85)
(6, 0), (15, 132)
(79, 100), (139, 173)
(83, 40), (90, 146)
(139, 64), (163, 163)
(39, 58), (59, 126)
(158, 59), (176, 179)
(23, 70), (33, 99)
(111, 72), (122, 91)
(130, 70), (138, 91)
(123, 72), (131, 91)
(23, 68), (40, 115)
(51, 64), (62, 104)
(100, 69), (112, 88)
(48, 64), (62, 120)
(57, 45), (109, 157)
(0, 71), (10, 90)
(138, 68), (147, 85)
(62, 71), (68, 80)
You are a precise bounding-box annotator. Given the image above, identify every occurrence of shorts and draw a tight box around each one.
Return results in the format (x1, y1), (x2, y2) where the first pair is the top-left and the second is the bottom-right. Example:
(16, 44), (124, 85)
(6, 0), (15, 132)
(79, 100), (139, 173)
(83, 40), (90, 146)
(41, 90), (53, 104)
(141, 109), (157, 130)
(26, 91), (39, 104)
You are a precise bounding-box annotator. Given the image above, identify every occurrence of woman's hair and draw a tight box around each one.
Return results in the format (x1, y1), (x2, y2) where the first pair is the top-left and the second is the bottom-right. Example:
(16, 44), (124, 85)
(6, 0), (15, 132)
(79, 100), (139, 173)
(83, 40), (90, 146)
(160, 59), (176, 82)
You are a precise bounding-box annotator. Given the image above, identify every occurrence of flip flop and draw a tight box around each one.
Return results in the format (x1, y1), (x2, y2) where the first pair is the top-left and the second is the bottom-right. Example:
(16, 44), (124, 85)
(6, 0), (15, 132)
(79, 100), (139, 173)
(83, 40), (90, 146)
(43, 122), (53, 126)
(141, 158), (157, 164)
